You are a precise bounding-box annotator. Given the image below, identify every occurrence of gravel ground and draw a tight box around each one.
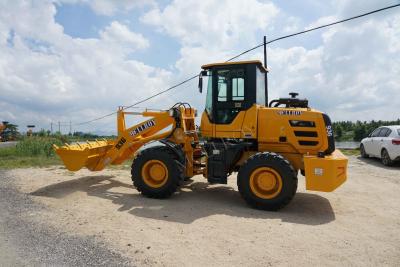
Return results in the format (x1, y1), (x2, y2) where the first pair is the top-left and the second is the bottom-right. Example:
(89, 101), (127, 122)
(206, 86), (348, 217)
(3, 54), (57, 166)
(0, 171), (132, 266)
(0, 156), (399, 266)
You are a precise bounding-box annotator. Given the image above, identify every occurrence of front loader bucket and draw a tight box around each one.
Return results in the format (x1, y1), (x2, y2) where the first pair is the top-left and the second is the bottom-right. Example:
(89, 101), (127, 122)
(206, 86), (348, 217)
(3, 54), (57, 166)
(53, 140), (114, 171)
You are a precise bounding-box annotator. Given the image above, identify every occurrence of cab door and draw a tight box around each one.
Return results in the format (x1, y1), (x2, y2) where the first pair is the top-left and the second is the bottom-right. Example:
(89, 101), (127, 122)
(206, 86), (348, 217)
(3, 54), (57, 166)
(213, 68), (247, 138)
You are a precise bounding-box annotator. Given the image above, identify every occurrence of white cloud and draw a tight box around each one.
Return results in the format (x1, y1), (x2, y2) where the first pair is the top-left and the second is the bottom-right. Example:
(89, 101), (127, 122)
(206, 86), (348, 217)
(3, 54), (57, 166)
(265, 10), (400, 121)
(306, 15), (337, 30)
(141, 0), (279, 48)
(0, 0), (171, 133)
(100, 21), (149, 51)
(138, 0), (281, 113)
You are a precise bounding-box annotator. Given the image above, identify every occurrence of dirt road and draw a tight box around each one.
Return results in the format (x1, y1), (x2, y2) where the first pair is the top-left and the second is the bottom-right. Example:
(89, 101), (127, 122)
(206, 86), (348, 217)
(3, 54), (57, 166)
(1, 156), (399, 266)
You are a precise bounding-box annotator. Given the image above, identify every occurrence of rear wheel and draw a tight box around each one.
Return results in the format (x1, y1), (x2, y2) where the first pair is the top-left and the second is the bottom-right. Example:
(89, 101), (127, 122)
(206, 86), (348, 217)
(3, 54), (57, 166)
(381, 149), (394, 166)
(237, 152), (297, 211)
(360, 144), (369, 158)
(131, 146), (183, 198)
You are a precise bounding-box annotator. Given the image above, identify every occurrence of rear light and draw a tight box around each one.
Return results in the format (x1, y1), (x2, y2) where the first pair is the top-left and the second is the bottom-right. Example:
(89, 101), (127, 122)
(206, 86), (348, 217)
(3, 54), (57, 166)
(392, 139), (400, 145)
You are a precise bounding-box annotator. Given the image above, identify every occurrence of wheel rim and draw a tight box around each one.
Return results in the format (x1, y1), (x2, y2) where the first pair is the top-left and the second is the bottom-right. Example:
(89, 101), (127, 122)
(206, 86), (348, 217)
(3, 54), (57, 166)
(142, 160), (168, 188)
(249, 167), (283, 199)
(382, 150), (389, 164)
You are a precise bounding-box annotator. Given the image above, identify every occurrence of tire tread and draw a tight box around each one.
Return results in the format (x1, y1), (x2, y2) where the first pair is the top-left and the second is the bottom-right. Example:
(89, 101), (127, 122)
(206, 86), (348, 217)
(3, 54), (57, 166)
(237, 152), (298, 211)
(131, 146), (184, 199)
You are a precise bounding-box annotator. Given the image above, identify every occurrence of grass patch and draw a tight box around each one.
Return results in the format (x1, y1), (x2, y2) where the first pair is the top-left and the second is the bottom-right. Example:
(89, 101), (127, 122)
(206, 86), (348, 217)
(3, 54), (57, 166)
(0, 152), (61, 169)
(0, 137), (63, 169)
(340, 148), (360, 156)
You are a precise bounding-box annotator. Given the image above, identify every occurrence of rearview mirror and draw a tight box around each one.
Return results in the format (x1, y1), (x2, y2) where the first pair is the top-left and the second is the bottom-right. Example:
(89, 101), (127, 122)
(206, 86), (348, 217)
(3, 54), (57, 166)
(198, 70), (208, 93)
(198, 74), (203, 93)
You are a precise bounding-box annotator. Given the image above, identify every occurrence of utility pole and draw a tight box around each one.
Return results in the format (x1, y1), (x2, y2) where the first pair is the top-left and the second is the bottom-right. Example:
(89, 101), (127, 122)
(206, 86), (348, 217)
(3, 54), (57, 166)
(263, 36), (268, 106)
(50, 122), (53, 133)
(58, 121), (61, 134)
(69, 121), (72, 135)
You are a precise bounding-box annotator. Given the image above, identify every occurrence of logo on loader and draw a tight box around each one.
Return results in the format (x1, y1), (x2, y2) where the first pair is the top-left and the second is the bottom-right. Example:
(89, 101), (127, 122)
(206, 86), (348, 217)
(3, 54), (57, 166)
(130, 119), (156, 136)
(277, 110), (302, 116)
(326, 125), (333, 137)
(115, 137), (126, 150)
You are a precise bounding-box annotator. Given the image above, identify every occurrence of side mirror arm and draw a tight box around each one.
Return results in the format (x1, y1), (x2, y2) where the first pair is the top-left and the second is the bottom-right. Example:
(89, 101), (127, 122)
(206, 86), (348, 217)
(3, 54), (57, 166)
(198, 70), (208, 93)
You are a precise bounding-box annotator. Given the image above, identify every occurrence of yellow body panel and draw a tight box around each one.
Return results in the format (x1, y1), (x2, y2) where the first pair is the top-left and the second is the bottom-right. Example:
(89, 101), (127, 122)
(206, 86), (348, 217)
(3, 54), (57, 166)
(201, 105), (258, 139)
(200, 111), (213, 137)
(257, 107), (328, 155)
(304, 149), (348, 192)
(200, 104), (347, 193)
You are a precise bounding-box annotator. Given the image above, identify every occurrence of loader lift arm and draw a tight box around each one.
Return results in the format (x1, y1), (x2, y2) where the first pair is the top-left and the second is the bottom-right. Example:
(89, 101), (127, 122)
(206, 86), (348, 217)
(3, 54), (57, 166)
(54, 104), (199, 174)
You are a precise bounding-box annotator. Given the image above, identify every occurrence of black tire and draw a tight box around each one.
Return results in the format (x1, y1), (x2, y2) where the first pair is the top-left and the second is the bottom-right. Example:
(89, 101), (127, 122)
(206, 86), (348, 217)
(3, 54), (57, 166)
(360, 144), (369, 158)
(381, 148), (394, 166)
(131, 146), (184, 198)
(237, 152), (298, 211)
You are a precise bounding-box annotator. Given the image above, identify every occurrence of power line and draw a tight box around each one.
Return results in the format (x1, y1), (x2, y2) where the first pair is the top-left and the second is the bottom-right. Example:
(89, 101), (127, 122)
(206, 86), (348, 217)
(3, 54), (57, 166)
(227, 3), (400, 61)
(123, 74), (200, 110)
(74, 75), (200, 125)
(266, 3), (400, 45)
(75, 3), (400, 126)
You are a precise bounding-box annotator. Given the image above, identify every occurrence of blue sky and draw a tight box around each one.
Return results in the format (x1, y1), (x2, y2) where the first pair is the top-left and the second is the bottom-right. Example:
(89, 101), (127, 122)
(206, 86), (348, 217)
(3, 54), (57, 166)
(0, 0), (399, 134)
(55, 1), (181, 68)
(54, 0), (332, 68)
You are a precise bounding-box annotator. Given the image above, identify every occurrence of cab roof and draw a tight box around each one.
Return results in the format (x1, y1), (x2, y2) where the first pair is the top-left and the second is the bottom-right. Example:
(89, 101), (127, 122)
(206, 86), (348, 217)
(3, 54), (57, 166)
(201, 60), (269, 72)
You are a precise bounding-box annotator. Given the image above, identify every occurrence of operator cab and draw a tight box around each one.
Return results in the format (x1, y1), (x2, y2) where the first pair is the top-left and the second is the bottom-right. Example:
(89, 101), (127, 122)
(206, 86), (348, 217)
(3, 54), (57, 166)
(199, 60), (268, 125)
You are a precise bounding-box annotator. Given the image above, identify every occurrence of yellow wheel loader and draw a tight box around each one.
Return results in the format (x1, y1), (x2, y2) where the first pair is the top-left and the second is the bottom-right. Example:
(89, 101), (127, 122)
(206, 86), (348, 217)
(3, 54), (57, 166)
(54, 60), (347, 210)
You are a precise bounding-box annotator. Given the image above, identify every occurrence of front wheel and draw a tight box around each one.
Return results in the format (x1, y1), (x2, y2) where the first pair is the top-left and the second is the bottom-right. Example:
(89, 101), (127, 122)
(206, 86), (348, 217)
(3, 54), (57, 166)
(237, 152), (298, 211)
(131, 146), (183, 198)
(360, 144), (369, 158)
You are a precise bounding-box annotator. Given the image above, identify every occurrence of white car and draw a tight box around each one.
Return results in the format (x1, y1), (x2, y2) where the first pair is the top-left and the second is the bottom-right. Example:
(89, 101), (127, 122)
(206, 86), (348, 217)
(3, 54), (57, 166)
(360, 125), (400, 166)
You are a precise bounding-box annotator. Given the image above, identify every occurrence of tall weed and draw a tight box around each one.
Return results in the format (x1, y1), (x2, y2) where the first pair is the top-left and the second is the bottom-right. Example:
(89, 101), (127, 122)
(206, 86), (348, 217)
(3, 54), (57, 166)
(15, 137), (64, 157)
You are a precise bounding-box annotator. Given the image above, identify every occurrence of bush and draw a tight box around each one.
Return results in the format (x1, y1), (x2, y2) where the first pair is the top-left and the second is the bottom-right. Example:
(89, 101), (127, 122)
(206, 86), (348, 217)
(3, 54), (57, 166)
(15, 136), (64, 157)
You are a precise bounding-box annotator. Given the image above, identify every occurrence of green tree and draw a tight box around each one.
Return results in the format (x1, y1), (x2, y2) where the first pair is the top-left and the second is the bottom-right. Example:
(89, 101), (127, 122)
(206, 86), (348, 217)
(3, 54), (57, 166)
(335, 125), (343, 140)
(354, 125), (366, 141)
